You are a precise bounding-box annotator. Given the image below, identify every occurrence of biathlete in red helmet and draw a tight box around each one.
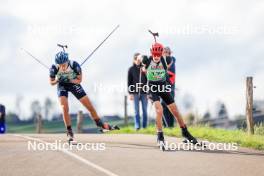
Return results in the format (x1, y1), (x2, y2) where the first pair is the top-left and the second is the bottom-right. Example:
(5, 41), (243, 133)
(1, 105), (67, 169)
(140, 41), (199, 149)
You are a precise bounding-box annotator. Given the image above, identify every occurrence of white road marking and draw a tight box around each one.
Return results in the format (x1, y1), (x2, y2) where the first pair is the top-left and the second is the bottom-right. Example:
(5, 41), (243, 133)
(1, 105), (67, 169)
(13, 134), (119, 176)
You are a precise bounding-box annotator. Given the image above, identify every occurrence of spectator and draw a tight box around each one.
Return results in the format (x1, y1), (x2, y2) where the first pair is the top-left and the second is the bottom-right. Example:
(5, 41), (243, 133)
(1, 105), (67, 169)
(161, 47), (176, 127)
(0, 104), (6, 133)
(128, 53), (148, 130)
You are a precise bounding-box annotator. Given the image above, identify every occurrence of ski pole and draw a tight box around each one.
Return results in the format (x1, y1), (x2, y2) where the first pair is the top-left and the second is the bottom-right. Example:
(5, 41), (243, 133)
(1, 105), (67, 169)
(20, 48), (49, 70)
(21, 25), (120, 69)
(80, 25), (120, 66)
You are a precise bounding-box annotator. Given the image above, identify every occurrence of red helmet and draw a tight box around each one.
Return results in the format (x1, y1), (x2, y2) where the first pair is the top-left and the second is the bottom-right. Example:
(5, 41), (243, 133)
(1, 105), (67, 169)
(151, 42), (164, 57)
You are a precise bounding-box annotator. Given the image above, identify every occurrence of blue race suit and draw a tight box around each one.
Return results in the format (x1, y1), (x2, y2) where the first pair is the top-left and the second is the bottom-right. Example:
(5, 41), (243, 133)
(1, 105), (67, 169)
(49, 60), (87, 99)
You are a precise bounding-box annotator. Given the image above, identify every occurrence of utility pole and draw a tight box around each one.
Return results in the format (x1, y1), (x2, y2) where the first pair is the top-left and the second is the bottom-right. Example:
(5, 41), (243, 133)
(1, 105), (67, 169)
(36, 114), (42, 134)
(246, 76), (254, 134)
(124, 95), (128, 126)
(77, 110), (84, 133)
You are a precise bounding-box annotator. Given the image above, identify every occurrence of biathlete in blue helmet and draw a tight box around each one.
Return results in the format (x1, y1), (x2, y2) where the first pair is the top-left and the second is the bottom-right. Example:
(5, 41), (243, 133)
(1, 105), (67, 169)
(49, 51), (118, 144)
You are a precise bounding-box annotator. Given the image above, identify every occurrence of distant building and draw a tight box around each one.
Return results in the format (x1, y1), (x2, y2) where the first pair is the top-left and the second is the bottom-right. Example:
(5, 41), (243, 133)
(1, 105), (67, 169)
(253, 100), (264, 124)
(199, 103), (233, 129)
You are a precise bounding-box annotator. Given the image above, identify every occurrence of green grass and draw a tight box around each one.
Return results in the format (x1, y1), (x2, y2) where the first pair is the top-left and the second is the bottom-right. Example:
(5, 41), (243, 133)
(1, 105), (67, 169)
(7, 119), (264, 150)
(6, 119), (89, 133)
(6, 119), (127, 133)
(7, 123), (36, 133)
(255, 123), (264, 136)
(109, 125), (264, 150)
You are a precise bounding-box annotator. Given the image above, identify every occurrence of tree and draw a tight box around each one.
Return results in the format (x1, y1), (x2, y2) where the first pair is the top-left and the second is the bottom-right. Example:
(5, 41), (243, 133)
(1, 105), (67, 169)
(15, 94), (23, 119)
(203, 111), (211, 120)
(215, 101), (229, 119)
(31, 100), (41, 117)
(44, 97), (54, 120)
(30, 100), (42, 133)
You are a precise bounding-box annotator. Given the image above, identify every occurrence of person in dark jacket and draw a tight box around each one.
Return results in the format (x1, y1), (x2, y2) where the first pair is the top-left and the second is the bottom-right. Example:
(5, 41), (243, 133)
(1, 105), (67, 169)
(0, 104), (6, 134)
(162, 46), (176, 127)
(128, 53), (148, 130)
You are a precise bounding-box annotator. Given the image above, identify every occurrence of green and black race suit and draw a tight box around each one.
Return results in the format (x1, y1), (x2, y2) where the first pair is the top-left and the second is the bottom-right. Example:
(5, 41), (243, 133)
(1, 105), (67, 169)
(142, 56), (174, 105)
(146, 60), (167, 82)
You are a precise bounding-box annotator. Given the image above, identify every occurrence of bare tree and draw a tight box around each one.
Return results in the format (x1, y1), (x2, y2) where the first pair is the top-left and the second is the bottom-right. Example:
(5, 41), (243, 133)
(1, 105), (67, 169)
(15, 94), (23, 119)
(31, 100), (41, 116)
(77, 110), (84, 133)
(44, 97), (54, 120)
(31, 100), (42, 133)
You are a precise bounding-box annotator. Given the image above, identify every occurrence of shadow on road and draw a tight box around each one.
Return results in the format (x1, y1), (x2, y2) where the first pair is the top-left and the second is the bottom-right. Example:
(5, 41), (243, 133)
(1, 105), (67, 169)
(172, 148), (264, 157)
(106, 142), (264, 157)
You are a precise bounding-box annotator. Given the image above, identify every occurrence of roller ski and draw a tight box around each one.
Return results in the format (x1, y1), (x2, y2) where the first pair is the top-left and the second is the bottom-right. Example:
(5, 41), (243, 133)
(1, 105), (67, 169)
(67, 130), (77, 145)
(99, 125), (120, 133)
(157, 132), (167, 151)
(95, 119), (120, 133)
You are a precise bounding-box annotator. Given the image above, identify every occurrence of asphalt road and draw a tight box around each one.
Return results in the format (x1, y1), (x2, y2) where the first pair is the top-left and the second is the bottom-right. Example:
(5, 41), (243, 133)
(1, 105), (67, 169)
(0, 134), (263, 176)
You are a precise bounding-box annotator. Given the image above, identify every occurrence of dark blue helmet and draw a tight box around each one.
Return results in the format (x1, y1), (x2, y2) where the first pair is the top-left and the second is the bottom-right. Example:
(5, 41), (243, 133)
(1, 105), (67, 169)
(55, 51), (69, 64)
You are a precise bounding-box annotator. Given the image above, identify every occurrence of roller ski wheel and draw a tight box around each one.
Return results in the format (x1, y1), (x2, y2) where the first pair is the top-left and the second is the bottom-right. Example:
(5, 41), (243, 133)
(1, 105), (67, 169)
(99, 124), (120, 133)
(157, 140), (166, 151)
(157, 132), (167, 151)
(67, 131), (77, 145)
(182, 139), (207, 148)
(68, 137), (78, 145)
(182, 138), (199, 145)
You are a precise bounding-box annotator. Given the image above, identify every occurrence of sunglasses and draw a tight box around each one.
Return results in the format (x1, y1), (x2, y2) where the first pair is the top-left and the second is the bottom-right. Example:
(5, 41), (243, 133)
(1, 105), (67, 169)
(153, 54), (161, 57)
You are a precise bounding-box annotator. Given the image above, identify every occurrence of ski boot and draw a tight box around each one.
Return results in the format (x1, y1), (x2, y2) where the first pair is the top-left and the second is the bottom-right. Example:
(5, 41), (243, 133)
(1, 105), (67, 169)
(181, 127), (201, 146)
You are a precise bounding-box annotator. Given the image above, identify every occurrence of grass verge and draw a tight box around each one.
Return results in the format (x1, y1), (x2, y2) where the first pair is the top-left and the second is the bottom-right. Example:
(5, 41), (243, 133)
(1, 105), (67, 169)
(110, 125), (264, 150)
